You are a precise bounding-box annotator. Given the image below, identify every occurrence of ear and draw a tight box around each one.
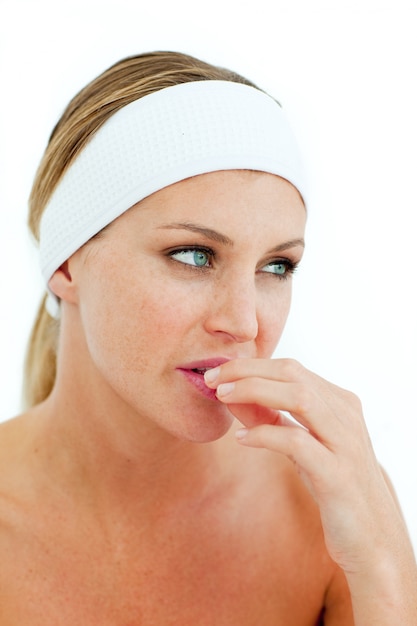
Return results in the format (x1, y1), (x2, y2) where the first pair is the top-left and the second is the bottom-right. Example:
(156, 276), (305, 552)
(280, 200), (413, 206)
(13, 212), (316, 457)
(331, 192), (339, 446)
(48, 261), (78, 305)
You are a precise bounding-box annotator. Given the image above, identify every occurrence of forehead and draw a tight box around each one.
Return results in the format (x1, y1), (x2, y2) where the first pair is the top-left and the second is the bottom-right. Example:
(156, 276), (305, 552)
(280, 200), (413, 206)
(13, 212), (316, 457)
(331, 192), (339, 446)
(92, 170), (306, 254)
(131, 170), (305, 225)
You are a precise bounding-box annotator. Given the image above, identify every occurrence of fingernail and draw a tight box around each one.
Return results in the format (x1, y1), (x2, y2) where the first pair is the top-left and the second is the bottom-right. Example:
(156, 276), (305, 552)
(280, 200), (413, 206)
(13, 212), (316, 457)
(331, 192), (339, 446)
(216, 382), (235, 397)
(235, 428), (248, 440)
(204, 366), (220, 384)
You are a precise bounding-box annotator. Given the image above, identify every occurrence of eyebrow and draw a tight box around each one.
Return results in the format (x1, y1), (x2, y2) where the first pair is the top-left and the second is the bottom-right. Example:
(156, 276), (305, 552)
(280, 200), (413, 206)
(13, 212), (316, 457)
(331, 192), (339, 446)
(157, 221), (305, 252)
(157, 222), (233, 246)
(268, 238), (305, 253)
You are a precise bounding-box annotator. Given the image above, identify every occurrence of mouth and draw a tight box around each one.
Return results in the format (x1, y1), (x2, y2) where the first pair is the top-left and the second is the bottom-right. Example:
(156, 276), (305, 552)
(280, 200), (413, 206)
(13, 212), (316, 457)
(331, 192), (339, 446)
(176, 358), (231, 401)
(178, 357), (231, 373)
(190, 367), (213, 375)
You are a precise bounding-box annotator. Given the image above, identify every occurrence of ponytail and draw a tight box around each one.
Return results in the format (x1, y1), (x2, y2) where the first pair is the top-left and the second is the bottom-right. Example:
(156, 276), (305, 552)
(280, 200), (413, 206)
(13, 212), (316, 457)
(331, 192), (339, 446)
(23, 294), (58, 408)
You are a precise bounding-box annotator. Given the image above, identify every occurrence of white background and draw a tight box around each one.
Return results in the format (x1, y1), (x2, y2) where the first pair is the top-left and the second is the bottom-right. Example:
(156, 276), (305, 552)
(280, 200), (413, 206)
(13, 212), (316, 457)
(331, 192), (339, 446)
(0, 0), (416, 550)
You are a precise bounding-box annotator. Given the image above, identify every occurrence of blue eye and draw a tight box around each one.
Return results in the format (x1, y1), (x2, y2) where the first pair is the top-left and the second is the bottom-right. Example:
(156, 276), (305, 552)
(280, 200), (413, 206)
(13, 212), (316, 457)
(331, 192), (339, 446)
(170, 248), (211, 267)
(261, 260), (295, 278)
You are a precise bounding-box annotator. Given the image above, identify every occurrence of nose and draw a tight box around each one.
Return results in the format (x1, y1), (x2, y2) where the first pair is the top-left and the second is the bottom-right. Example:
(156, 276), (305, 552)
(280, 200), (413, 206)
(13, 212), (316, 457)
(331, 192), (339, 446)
(204, 276), (259, 343)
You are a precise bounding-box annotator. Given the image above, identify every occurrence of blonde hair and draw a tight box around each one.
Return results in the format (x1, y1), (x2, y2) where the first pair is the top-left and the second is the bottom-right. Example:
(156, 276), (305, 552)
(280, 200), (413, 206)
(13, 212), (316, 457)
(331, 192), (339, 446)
(24, 51), (257, 408)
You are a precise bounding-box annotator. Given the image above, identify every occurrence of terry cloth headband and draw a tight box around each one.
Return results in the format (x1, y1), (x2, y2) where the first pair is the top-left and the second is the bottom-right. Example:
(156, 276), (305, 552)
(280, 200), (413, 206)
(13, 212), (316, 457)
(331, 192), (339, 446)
(39, 79), (307, 316)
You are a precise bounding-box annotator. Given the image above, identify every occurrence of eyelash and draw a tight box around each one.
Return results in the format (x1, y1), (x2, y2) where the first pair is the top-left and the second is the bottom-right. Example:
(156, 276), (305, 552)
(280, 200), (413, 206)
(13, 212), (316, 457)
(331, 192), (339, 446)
(167, 246), (299, 280)
(168, 246), (215, 270)
(262, 258), (298, 280)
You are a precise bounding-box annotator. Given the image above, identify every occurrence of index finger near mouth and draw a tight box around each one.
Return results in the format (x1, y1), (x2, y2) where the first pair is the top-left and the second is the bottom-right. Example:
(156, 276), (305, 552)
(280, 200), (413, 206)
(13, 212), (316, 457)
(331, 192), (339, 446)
(218, 357), (310, 384)
(222, 377), (331, 438)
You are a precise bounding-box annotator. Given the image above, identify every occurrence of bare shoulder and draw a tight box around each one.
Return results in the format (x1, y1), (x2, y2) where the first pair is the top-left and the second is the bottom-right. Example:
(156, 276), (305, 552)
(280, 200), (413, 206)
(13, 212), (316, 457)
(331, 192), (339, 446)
(0, 409), (42, 523)
(0, 416), (24, 512)
(0, 411), (35, 472)
(241, 445), (355, 625)
(223, 438), (351, 622)
(0, 416), (30, 573)
(257, 450), (355, 625)
(0, 414), (25, 476)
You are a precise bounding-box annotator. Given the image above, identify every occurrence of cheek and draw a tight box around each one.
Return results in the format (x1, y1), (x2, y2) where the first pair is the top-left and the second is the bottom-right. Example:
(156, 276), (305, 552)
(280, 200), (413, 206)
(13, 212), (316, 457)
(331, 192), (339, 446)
(78, 266), (197, 375)
(256, 288), (292, 356)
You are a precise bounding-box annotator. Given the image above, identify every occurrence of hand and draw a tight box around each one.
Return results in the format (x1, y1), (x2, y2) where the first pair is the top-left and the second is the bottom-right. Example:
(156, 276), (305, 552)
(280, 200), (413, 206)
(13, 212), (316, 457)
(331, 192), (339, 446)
(204, 358), (408, 575)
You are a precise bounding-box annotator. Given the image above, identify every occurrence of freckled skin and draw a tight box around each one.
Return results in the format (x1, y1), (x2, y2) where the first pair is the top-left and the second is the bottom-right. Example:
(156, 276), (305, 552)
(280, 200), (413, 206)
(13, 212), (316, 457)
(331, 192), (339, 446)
(59, 170), (306, 443)
(0, 172), (358, 625)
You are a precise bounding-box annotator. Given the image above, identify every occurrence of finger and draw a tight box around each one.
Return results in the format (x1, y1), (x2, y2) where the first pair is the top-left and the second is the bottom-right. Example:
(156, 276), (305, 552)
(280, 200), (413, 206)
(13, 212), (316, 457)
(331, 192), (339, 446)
(205, 358), (351, 412)
(235, 423), (335, 497)
(226, 404), (298, 429)
(216, 376), (342, 445)
(205, 358), (310, 388)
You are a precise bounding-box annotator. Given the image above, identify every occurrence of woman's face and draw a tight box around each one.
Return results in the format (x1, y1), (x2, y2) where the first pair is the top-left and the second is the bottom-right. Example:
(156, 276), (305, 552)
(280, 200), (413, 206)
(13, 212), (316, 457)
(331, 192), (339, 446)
(70, 170), (306, 442)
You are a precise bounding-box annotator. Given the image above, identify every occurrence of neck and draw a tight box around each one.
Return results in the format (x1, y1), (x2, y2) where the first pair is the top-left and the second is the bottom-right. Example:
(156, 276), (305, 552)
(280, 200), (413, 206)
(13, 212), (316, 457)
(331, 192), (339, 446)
(27, 368), (239, 533)
(38, 390), (228, 508)
(28, 309), (235, 517)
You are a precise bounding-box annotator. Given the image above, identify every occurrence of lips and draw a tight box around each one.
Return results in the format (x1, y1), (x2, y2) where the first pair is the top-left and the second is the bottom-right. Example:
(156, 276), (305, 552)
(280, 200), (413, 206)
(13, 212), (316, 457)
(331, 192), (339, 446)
(176, 357), (231, 401)
(191, 367), (211, 375)
(178, 357), (231, 372)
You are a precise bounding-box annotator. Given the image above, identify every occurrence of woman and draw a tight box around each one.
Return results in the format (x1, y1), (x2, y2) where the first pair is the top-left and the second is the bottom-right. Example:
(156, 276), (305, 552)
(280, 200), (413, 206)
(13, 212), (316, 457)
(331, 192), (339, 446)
(0, 51), (415, 625)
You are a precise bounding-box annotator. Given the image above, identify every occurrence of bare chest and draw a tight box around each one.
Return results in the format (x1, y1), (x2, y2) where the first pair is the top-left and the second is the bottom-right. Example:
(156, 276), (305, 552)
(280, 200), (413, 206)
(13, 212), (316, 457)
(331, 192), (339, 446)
(0, 507), (327, 626)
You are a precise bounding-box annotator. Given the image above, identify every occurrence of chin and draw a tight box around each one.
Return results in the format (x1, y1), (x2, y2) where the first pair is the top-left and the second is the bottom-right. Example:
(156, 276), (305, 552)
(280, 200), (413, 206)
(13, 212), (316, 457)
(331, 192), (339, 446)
(172, 410), (235, 444)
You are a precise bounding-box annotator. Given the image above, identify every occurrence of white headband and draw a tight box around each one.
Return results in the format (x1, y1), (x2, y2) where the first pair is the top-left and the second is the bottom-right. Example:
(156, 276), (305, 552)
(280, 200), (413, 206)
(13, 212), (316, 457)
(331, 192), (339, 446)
(39, 79), (307, 316)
